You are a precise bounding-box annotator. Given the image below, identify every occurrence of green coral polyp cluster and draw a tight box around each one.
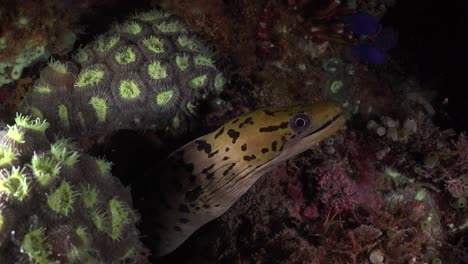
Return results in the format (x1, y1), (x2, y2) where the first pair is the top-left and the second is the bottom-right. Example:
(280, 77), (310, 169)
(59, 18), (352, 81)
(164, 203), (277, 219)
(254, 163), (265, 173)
(148, 61), (168, 80)
(0, 146), (17, 167)
(74, 48), (89, 64)
(22, 228), (50, 264)
(177, 36), (199, 51)
(108, 198), (130, 240)
(176, 55), (190, 71)
(143, 36), (165, 54)
(0, 166), (29, 200)
(194, 55), (214, 67)
(90, 208), (107, 232)
(156, 90), (174, 105)
(190, 74), (208, 88)
(115, 47), (136, 64)
(15, 113), (49, 132)
(97, 35), (120, 52)
(48, 58), (68, 74)
(0, 114), (145, 262)
(6, 125), (26, 143)
(122, 21), (142, 35)
(89, 97), (108, 122)
(47, 181), (77, 216)
(155, 21), (186, 33)
(95, 158), (113, 176)
(75, 68), (105, 87)
(30, 153), (61, 186)
(133, 10), (170, 22)
(81, 184), (98, 208)
(58, 104), (70, 129)
(51, 138), (80, 166)
(33, 84), (52, 94)
(119, 80), (141, 99)
(214, 73), (226, 90)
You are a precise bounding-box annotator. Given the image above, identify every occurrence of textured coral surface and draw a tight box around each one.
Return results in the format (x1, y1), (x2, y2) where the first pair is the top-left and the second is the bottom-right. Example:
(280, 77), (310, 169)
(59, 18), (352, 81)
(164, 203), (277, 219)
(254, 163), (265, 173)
(1, 0), (468, 263)
(0, 115), (147, 263)
(19, 9), (224, 139)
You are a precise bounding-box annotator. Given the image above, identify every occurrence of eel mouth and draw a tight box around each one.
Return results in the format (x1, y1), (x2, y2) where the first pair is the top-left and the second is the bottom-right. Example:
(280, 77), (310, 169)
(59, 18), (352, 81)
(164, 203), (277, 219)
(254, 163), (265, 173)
(304, 112), (345, 138)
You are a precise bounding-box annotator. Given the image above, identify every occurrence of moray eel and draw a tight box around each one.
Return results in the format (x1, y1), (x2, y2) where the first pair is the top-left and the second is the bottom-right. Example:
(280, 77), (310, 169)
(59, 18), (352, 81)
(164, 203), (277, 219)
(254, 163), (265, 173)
(151, 100), (346, 256)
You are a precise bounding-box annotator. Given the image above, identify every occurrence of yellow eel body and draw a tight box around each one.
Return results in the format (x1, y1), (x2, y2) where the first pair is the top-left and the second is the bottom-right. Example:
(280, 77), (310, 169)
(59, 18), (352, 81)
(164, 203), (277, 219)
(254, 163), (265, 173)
(152, 100), (346, 256)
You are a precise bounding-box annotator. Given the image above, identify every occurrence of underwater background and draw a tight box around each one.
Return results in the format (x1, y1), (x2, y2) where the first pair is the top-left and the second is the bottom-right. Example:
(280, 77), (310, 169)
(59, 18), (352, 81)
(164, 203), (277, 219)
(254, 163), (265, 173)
(0, 0), (467, 263)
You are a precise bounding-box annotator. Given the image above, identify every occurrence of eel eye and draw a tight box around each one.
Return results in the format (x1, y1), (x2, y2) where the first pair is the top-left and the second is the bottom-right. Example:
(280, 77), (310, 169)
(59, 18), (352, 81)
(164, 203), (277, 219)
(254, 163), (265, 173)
(290, 113), (311, 132)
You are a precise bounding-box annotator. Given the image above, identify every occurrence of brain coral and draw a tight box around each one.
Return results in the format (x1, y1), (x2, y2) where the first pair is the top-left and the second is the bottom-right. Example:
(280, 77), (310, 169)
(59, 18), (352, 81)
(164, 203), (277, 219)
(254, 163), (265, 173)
(0, 114), (148, 263)
(20, 9), (225, 138)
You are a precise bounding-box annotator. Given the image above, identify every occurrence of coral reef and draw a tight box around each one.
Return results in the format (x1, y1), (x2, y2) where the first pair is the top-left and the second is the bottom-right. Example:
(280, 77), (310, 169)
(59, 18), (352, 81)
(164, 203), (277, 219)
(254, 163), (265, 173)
(0, 0), (78, 88)
(0, 114), (148, 263)
(1, 1), (466, 263)
(19, 9), (225, 139)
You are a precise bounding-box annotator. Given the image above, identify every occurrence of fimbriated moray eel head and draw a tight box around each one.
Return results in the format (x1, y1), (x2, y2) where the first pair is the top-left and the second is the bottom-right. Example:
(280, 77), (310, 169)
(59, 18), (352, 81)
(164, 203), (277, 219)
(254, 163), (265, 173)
(152, 100), (346, 256)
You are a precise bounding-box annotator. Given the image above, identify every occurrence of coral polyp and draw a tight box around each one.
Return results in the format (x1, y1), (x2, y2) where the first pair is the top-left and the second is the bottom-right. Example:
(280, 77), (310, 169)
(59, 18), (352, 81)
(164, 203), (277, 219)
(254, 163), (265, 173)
(19, 9), (224, 139)
(0, 115), (147, 263)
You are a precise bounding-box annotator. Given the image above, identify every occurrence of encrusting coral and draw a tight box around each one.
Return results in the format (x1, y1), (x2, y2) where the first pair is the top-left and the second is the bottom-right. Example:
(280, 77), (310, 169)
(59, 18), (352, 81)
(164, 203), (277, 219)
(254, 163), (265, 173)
(19, 9), (225, 139)
(0, 114), (148, 263)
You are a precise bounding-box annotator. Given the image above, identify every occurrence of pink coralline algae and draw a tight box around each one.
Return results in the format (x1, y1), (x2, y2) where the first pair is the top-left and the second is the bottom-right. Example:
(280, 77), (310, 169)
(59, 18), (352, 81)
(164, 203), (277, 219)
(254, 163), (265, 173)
(317, 164), (359, 213)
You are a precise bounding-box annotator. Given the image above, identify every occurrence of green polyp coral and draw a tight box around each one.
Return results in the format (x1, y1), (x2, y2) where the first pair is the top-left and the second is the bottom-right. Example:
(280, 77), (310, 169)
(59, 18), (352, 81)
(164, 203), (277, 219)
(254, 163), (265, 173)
(176, 54), (190, 71)
(156, 90), (174, 105)
(329, 80), (344, 93)
(73, 48), (89, 64)
(96, 35), (120, 52)
(108, 198), (130, 240)
(0, 166), (29, 201)
(186, 102), (196, 114)
(119, 80), (141, 99)
(89, 97), (108, 123)
(81, 184), (98, 209)
(143, 36), (165, 54)
(155, 21), (186, 33)
(30, 153), (61, 186)
(90, 208), (107, 232)
(190, 74), (208, 88)
(15, 113), (50, 132)
(384, 167), (401, 179)
(194, 55), (215, 68)
(133, 10), (170, 22)
(22, 228), (50, 264)
(33, 84), (52, 94)
(0, 146), (17, 168)
(115, 47), (136, 64)
(415, 188), (428, 201)
(75, 68), (105, 88)
(177, 36), (199, 51)
(95, 158), (112, 176)
(120, 247), (137, 261)
(58, 104), (70, 129)
(50, 139), (80, 166)
(121, 21), (142, 35)
(27, 106), (44, 119)
(6, 125), (26, 143)
(148, 61), (168, 80)
(47, 181), (77, 216)
(214, 73), (226, 91)
(48, 58), (68, 74)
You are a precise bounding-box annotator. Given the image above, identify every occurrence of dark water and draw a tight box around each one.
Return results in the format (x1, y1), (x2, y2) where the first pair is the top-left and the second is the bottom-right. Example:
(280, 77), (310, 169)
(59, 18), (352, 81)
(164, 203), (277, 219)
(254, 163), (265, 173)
(383, 0), (468, 132)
